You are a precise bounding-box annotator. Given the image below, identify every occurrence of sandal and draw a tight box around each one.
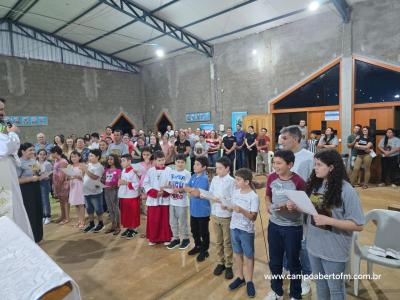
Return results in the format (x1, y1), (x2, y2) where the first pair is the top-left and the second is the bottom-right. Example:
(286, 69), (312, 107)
(105, 227), (115, 234)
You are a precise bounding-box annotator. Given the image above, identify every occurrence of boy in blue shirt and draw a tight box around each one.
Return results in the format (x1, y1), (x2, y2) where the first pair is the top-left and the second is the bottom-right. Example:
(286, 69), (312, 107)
(184, 156), (210, 262)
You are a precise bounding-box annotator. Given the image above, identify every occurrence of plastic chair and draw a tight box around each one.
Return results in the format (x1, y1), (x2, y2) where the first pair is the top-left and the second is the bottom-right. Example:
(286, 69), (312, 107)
(352, 209), (400, 296)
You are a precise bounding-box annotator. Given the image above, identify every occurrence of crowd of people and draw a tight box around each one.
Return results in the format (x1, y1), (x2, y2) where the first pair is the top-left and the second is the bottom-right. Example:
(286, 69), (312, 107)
(2, 93), (400, 300)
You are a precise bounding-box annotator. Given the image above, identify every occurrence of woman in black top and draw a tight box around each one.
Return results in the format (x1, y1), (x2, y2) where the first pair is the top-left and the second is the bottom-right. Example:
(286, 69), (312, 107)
(244, 126), (257, 171)
(350, 126), (374, 188)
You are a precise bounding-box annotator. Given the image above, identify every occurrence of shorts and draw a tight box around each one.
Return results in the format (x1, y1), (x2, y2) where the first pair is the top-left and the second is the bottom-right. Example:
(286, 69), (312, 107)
(231, 228), (255, 258)
(84, 193), (104, 215)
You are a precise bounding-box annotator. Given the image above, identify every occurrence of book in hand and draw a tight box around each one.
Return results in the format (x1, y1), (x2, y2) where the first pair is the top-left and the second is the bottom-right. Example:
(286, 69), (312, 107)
(368, 245), (400, 260)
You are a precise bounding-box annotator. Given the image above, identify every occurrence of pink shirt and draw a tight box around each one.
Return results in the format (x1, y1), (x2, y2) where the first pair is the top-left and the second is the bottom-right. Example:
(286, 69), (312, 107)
(104, 168), (121, 188)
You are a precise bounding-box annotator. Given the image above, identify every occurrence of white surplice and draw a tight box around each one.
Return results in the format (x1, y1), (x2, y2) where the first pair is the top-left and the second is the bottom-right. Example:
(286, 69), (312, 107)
(0, 131), (34, 240)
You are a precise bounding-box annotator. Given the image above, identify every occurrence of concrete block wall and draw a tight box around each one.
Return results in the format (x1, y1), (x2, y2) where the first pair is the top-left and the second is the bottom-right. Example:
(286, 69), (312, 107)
(142, 0), (400, 132)
(0, 56), (144, 142)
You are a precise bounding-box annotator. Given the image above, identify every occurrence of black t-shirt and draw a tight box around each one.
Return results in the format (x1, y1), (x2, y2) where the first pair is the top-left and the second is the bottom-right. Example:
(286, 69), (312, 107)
(245, 132), (257, 149)
(175, 139), (190, 154)
(223, 135), (237, 151)
(356, 136), (372, 155)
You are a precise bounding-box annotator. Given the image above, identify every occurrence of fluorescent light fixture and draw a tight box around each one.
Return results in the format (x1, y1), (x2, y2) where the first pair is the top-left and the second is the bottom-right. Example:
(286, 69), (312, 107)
(395, 94), (400, 99)
(309, 1), (320, 11)
(155, 49), (165, 58)
(252, 49), (257, 55)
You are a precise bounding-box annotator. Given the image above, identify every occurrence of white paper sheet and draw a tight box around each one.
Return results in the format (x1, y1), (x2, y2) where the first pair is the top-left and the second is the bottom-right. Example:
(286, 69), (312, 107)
(61, 167), (81, 177)
(284, 190), (318, 215)
(198, 188), (215, 200)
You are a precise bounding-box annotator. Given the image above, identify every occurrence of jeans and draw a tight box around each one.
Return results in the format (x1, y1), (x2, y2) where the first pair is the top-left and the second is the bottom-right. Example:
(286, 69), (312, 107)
(283, 239), (312, 275)
(308, 253), (347, 300)
(381, 155), (400, 184)
(190, 216), (210, 252)
(84, 193), (104, 215)
(40, 180), (51, 218)
(235, 148), (246, 169)
(208, 152), (218, 167)
(268, 221), (302, 299)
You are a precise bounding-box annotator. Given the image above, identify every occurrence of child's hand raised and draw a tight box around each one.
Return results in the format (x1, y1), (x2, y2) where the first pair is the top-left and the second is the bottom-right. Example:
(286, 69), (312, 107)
(157, 190), (164, 197)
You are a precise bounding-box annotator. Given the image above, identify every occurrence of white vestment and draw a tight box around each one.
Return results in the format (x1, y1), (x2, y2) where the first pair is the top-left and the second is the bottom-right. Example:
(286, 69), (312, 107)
(0, 131), (34, 240)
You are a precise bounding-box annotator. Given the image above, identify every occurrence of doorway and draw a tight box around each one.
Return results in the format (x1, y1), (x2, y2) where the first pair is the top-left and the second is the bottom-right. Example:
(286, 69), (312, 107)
(156, 112), (173, 134)
(111, 112), (135, 135)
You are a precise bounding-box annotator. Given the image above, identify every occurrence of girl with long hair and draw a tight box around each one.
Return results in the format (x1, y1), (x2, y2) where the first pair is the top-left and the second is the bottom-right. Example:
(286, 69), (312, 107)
(289, 149), (365, 299)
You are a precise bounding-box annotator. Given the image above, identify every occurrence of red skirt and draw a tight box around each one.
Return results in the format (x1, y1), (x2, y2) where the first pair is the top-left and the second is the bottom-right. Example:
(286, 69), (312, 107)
(119, 197), (140, 229)
(146, 206), (172, 243)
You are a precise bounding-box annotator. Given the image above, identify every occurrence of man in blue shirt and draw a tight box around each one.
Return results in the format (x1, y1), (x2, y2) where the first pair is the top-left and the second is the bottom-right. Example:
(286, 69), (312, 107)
(234, 124), (246, 169)
(34, 133), (53, 154)
(184, 156), (210, 262)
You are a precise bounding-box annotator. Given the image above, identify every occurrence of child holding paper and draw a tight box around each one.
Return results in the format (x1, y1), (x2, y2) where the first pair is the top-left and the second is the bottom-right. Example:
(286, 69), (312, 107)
(289, 149), (365, 299)
(207, 156), (236, 279)
(143, 150), (172, 245)
(264, 150), (305, 300)
(183, 156), (210, 262)
(119, 154), (140, 239)
(227, 168), (259, 298)
(166, 154), (191, 250)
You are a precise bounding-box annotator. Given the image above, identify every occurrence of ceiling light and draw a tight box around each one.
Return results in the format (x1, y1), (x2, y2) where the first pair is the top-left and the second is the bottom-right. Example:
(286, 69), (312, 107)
(252, 49), (257, 55)
(309, 1), (320, 11)
(394, 94), (400, 99)
(155, 49), (165, 58)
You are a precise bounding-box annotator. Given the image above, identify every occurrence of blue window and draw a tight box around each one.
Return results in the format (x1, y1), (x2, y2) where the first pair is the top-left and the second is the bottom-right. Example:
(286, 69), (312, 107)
(355, 60), (400, 104)
(274, 63), (340, 109)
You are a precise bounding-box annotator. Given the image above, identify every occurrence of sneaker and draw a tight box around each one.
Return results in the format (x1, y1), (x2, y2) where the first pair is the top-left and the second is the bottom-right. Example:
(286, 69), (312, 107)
(188, 246), (201, 256)
(125, 230), (135, 240)
(93, 223), (104, 233)
(148, 241), (156, 246)
(378, 183), (386, 187)
(167, 239), (180, 250)
(196, 251), (209, 262)
(121, 229), (130, 237)
(246, 281), (256, 298)
(164, 241), (171, 246)
(44, 217), (51, 225)
(131, 229), (139, 235)
(228, 277), (245, 290)
(42, 218), (45, 224)
(290, 298), (301, 300)
(263, 291), (283, 300)
(391, 184), (398, 188)
(83, 223), (95, 233)
(301, 278), (311, 296)
(225, 267), (234, 280)
(213, 264), (226, 276)
(179, 239), (190, 250)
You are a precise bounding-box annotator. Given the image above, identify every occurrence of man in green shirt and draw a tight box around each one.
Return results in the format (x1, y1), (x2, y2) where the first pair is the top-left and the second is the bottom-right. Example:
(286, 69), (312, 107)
(347, 124), (362, 169)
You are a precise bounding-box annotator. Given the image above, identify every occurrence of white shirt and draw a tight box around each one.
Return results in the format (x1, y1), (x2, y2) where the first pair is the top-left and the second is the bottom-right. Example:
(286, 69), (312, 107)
(230, 189), (259, 233)
(83, 163), (104, 195)
(209, 174), (235, 218)
(292, 148), (314, 181)
(118, 167), (139, 198)
(143, 166), (172, 206)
